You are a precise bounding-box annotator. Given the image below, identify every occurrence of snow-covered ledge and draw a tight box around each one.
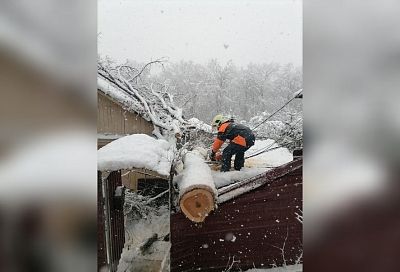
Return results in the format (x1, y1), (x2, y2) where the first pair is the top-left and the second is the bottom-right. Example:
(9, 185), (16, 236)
(97, 134), (174, 176)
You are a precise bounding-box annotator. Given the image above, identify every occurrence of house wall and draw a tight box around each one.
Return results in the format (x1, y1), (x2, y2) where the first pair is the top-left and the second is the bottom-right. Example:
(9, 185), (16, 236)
(171, 160), (303, 271)
(97, 92), (154, 144)
(98, 171), (125, 272)
(0, 51), (93, 156)
(97, 91), (163, 190)
(98, 171), (107, 271)
(120, 169), (168, 191)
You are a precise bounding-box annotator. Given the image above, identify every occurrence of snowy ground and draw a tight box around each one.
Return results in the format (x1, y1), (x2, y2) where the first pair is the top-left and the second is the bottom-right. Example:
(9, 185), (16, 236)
(246, 264), (302, 272)
(118, 196), (170, 272)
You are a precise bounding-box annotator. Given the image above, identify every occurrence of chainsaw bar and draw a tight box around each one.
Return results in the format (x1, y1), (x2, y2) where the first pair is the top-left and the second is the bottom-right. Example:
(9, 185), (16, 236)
(205, 161), (222, 165)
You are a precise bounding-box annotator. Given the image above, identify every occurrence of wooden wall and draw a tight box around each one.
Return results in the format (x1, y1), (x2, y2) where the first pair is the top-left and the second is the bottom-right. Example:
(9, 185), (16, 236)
(98, 92), (167, 190)
(0, 51), (93, 156)
(98, 171), (125, 272)
(120, 169), (168, 191)
(97, 92), (154, 137)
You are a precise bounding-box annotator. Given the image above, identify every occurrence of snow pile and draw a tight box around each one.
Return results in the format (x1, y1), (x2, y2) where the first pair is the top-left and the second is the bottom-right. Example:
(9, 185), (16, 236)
(97, 134), (174, 176)
(245, 139), (293, 168)
(178, 150), (217, 198)
(187, 117), (212, 133)
(246, 264), (302, 272)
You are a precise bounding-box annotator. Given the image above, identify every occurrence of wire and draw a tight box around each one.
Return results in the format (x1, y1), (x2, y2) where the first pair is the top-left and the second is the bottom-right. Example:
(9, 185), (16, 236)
(246, 90), (302, 158)
(244, 141), (275, 158)
(251, 95), (298, 131)
(244, 146), (280, 159)
(245, 118), (303, 159)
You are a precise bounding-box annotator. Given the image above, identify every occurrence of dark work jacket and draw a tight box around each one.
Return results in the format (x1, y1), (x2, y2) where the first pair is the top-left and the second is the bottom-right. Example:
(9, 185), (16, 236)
(212, 121), (255, 152)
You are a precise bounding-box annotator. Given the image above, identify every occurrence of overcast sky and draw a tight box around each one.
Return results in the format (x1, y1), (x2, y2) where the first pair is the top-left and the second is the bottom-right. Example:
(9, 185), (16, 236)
(98, 0), (302, 67)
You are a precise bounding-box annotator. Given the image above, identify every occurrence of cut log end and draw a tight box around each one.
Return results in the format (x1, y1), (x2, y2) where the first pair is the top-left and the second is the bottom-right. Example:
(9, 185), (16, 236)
(180, 188), (215, 223)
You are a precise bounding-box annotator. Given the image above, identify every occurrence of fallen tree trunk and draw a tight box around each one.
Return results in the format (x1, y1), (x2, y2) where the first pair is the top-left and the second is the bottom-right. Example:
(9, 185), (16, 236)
(178, 149), (217, 222)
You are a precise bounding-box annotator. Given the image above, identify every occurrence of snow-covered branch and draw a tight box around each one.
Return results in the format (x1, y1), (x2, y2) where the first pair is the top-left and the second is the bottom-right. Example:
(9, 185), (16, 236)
(98, 60), (185, 138)
(131, 58), (166, 81)
(145, 189), (169, 205)
(149, 83), (185, 124)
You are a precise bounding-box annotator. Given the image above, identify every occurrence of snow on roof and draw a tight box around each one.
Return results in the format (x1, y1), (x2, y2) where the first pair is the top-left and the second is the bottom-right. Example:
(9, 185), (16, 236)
(212, 168), (267, 188)
(209, 140), (292, 189)
(245, 139), (293, 168)
(206, 140), (295, 202)
(97, 75), (142, 113)
(97, 134), (174, 176)
(97, 66), (185, 134)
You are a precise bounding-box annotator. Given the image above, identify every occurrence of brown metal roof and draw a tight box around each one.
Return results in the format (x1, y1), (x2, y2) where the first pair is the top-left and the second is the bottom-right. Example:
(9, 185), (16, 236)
(171, 159), (302, 271)
(218, 159), (302, 204)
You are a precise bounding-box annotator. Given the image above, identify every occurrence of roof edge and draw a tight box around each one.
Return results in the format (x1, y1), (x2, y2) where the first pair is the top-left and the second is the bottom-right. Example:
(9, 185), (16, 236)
(217, 158), (302, 204)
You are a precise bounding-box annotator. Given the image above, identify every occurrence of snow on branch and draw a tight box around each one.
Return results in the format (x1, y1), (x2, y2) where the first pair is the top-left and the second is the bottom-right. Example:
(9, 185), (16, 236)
(149, 83), (184, 123)
(132, 58), (167, 81)
(97, 59), (185, 138)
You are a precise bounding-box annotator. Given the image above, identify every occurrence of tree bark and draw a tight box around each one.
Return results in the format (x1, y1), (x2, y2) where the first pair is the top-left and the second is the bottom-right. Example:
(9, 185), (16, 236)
(178, 149), (217, 222)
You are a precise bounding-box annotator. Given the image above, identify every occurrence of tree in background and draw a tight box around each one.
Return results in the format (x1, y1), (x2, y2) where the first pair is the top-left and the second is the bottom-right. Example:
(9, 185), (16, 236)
(98, 57), (303, 148)
(154, 60), (302, 124)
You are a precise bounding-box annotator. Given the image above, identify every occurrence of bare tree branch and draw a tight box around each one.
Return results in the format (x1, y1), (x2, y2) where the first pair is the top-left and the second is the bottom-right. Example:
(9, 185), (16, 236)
(131, 58), (167, 81)
(145, 189), (169, 205)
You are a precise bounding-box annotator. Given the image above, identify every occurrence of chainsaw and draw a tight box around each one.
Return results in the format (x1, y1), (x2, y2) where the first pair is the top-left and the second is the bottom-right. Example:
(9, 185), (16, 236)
(205, 160), (222, 165)
(205, 151), (222, 164)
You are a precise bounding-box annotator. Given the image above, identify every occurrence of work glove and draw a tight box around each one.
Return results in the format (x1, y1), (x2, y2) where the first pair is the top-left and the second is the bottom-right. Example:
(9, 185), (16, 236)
(209, 150), (216, 161)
